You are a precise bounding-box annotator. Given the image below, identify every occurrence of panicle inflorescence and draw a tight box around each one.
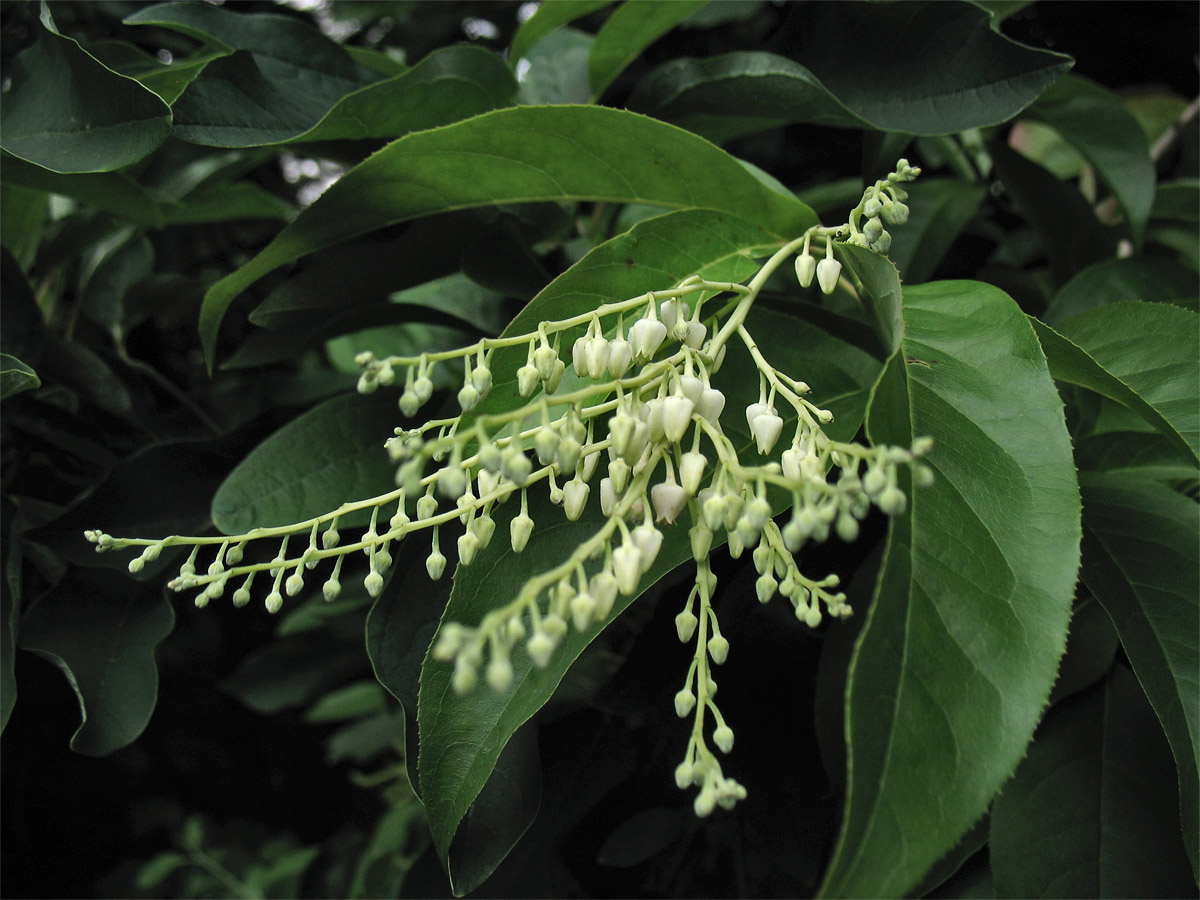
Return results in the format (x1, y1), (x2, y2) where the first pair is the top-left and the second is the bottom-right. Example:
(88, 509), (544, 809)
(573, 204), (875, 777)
(87, 161), (928, 816)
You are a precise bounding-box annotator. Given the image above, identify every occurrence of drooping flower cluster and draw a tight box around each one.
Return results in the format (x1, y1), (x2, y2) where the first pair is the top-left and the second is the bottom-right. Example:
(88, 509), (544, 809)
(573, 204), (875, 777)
(87, 161), (929, 817)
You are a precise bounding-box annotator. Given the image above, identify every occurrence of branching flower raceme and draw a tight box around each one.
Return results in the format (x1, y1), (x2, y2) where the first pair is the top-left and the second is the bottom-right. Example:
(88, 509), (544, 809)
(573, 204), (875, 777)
(87, 161), (933, 817)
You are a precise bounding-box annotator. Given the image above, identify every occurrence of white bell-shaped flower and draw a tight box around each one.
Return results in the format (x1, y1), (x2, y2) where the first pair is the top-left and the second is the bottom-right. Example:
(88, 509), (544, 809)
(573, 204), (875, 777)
(817, 257), (843, 295)
(795, 252), (816, 288)
(607, 338), (633, 377)
(631, 522), (663, 570)
(751, 412), (784, 455)
(651, 479), (688, 524)
(629, 317), (667, 361)
(696, 387), (725, 423)
(517, 363), (540, 398)
(679, 451), (707, 495)
(661, 395), (695, 444)
(613, 543), (644, 595)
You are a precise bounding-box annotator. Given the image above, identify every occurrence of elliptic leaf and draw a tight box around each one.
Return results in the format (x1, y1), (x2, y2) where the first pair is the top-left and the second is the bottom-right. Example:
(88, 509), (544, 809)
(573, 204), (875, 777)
(0, 14), (170, 172)
(18, 570), (175, 756)
(509, 0), (613, 63)
(0, 158), (165, 227)
(515, 27), (593, 106)
(1043, 257), (1198, 323)
(821, 280), (1080, 898)
(627, 2), (1070, 141)
(0, 353), (40, 400)
(1025, 75), (1156, 247)
(1078, 473), (1200, 877)
(885, 178), (987, 285)
(1041, 301), (1199, 462)
(991, 664), (1197, 898)
(211, 391), (399, 533)
(197, 105), (817, 367)
(586, 0), (707, 100)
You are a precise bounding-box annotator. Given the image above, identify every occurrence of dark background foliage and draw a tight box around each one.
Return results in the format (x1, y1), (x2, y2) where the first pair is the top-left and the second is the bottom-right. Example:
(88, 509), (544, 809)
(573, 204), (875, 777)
(1, 2), (1196, 898)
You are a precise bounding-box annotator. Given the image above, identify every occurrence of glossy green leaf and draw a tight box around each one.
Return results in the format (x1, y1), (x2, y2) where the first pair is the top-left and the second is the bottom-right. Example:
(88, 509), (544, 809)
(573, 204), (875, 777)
(415, 210), (880, 873)
(1025, 75), (1156, 247)
(0, 183), (49, 272)
(1047, 597), (1120, 706)
(822, 280), (1080, 898)
(124, 1), (376, 147)
(1036, 301), (1199, 463)
(18, 570), (174, 756)
(221, 628), (367, 715)
(1043, 257), (1198, 323)
(586, 0), (707, 100)
(1, 13), (170, 172)
(515, 27), (593, 106)
(80, 233), (154, 335)
(1079, 473), (1200, 877)
(211, 391), (399, 533)
(0, 353), (40, 400)
(0, 157), (166, 227)
(885, 178), (987, 285)
(293, 45), (517, 144)
(135, 52), (226, 106)
(991, 664), (1197, 897)
(1074, 431), (1199, 487)
(305, 681), (387, 723)
(509, 0), (613, 63)
(627, 2), (1070, 141)
(992, 144), (1117, 285)
(198, 105), (817, 367)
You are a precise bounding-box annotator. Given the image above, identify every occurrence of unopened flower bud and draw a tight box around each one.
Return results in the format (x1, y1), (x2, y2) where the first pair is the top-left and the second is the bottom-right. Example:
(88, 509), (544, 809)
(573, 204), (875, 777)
(322, 576), (341, 602)
(452, 660), (477, 695)
(878, 486), (906, 515)
(265, 590), (283, 614)
(546, 359), (566, 393)
(707, 634), (729, 665)
(695, 788), (717, 818)
(439, 466), (468, 499)
(535, 428), (560, 466)
(517, 364), (540, 397)
(702, 494), (727, 532)
(471, 364), (492, 395)
(863, 216), (884, 244)
(796, 253), (817, 288)
(426, 548), (448, 580)
(534, 345), (558, 381)
(599, 477), (615, 517)
(486, 656), (513, 693)
(679, 452), (706, 495)
(524, 629), (554, 668)
(674, 688), (696, 718)
(285, 572), (305, 596)
(458, 383), (480, 411)
(569, 592), (597, 631)
(675, 761), (694, 790)
(684, 321), (706, 349)
(836, 511), (860, 542)
(675, 609), (698, 642)
(365, 570), (385, 597)
(572, 335), (588, 376)
(714, 724), (735, 754)
(608, 458), (631, 493)
(590, 571), (619, 620)
(563, 479), (589, 520)
(457, 532), (480, 565)
(502, 448), (532, 485)
(631, 523), (663, 570)
(690, 524), (713, 561)
(510, 511), (534, 552)
(755, 573), (778, 604)
(817, 257), (843, 295)
(881, 198), (909, 225)
(613, 544), (644, 595)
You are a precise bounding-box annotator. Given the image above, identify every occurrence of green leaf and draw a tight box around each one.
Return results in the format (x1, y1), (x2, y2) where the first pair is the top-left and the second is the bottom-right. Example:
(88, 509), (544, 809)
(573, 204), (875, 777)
(135, 52), (226, 106)
(1078, 473), (1200, 877)
(885, 178), (987, 285)
(627, 2), (1070, 141)
(1042, 301), (1199, 462)
(822, 280), (1080, 898)
(135, 851), (189, 891)
(0, 353), (40, 400)
(198, 105), (817, 367)
(1074, 431), (1199, 487)
(992, 144), (1117, 285)
(124, 1), (377, 147)
(446, 724), (542, 895)
(515, 27), (593, 106)
(0, 183), (49, 272)
(1025, 75), (1156, 247)
(1, 13), (170, 172)
(162, 181), (294, 225)
(1048, 596), (1120, 706)
(211, 391), (399, 533)
(292, 46), (517, 144)
(0, 157), (165, 227)
(18, 570), (174, 755)
(509, 0), (614, 63)
(305, 681), (387, 723)
(990, 664), (1198, 897)
(1043, 257), (1198, 323)
(586, 0), (707, 100)
(220, 629), (367, 715)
